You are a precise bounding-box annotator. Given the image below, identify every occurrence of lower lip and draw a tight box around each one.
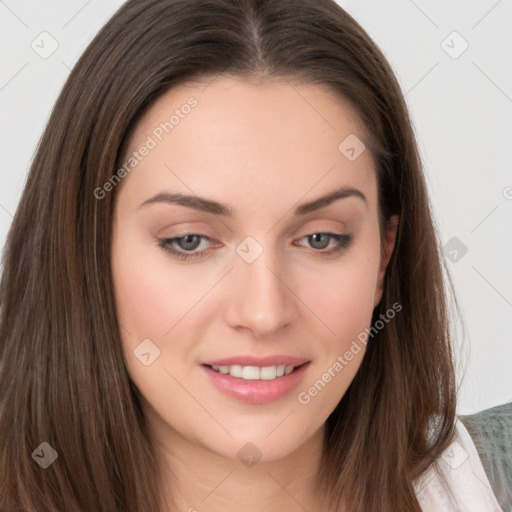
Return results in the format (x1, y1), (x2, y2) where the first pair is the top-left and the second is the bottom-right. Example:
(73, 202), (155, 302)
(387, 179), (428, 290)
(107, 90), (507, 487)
(200, 363), (310, 404)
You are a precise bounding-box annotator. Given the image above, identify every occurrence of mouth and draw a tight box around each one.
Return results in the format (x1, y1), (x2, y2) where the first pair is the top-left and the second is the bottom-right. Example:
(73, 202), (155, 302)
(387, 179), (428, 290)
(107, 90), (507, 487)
(199, 361), (311, 404)
(202, 362), (308, 380)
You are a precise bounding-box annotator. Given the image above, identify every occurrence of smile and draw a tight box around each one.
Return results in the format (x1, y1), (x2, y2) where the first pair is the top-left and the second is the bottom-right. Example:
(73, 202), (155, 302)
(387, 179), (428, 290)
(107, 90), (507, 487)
(208, 364), (296, 380)
(200, 362), (310, 404)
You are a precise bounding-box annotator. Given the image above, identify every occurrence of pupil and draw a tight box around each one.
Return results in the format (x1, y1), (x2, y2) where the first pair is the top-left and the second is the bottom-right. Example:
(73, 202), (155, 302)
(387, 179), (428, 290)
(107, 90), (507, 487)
(310, 233), (329, 249)
(179, 235), (200, 251)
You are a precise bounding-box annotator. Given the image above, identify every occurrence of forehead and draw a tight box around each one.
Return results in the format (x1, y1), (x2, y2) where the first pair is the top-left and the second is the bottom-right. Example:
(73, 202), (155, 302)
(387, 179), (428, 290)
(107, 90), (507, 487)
(117, 76), (377, 213)
(128, 75), (367, 151)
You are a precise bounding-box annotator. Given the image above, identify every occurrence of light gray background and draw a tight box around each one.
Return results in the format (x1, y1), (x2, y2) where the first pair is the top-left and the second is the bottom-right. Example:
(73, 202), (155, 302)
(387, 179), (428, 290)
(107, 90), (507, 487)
(1, 0), (510, 414)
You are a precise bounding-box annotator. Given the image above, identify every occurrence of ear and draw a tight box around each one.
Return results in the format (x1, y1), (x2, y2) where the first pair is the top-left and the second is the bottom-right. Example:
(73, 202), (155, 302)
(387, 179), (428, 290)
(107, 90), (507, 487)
(373, 215), (399, 307)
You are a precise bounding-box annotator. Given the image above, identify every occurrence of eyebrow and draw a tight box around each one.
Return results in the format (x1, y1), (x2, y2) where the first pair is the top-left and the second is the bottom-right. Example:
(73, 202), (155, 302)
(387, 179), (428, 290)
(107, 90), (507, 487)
(139, 186), (367, 217)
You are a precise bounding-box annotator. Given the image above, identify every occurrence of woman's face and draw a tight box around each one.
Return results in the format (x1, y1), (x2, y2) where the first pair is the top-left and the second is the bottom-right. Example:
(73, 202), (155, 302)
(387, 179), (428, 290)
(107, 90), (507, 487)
(111, 76), (396, 463)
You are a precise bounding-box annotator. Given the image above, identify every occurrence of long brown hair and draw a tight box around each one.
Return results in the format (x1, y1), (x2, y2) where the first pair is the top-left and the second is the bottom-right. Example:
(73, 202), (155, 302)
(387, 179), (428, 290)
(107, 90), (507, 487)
(0, 1), (460, 510)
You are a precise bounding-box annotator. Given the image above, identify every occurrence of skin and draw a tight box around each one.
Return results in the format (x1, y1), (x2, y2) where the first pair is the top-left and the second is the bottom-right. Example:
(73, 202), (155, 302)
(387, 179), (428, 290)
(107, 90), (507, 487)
(111, 75), (398, 512)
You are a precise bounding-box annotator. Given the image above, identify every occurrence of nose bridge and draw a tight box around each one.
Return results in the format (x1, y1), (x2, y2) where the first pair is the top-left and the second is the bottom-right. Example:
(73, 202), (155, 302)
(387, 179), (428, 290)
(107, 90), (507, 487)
(225, 236), (297, 336)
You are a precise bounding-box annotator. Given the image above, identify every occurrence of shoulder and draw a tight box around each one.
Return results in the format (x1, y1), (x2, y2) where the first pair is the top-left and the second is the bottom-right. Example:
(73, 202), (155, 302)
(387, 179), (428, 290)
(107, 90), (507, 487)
(459, 402), (512, 510)
(413, 417), (504, 511)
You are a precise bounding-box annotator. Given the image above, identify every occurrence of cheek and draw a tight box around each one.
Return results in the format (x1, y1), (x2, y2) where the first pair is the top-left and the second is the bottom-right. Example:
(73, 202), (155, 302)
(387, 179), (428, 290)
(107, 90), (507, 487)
(112, 227), (207, 342)
(113, 261), (181, 339)
(111, 235), (204, 414)
(293, 251), (380, 414)
(298, 249), (380, 343)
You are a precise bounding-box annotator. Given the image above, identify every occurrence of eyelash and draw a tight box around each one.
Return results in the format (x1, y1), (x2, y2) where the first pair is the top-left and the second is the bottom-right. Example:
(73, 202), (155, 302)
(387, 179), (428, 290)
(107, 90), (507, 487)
(156, 232), (353, 261)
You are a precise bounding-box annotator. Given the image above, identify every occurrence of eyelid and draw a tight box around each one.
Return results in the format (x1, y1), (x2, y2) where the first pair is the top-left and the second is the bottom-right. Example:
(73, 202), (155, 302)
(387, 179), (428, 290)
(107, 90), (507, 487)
(159, 223), (347, 247)
(299, 221), (348, 235)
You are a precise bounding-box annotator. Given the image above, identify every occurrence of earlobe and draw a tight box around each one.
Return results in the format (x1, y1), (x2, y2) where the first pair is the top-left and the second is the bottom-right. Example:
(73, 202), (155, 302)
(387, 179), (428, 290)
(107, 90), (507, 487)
(373, 215), (399, 307)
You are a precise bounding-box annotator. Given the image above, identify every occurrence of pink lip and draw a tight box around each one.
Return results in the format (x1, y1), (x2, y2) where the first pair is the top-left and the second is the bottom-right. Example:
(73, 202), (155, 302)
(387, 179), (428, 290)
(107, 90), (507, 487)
(199, 361), (311, 404)
(201, 355), (310, 367)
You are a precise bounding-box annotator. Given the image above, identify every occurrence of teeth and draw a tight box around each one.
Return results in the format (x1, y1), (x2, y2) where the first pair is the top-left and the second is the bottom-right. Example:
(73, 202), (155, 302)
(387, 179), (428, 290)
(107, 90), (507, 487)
(209, 364), (297, 380)
(259, 366), (276, 380)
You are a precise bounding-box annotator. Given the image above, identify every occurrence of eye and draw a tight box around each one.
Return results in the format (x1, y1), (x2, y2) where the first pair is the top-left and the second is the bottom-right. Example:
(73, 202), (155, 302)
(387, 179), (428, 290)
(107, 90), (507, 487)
(157, 234), (213, 260)
(156, 231), (354, 261)
(297, 232), (353, 254)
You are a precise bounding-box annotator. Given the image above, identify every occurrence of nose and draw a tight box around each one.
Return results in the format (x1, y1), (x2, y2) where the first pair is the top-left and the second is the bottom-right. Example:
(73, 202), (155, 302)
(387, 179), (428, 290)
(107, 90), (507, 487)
(224, 244), (298, 338)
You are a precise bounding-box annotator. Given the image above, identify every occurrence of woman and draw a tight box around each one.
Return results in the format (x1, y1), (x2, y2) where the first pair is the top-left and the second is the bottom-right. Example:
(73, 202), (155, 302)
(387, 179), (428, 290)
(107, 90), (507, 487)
(0, 0), (503, 510)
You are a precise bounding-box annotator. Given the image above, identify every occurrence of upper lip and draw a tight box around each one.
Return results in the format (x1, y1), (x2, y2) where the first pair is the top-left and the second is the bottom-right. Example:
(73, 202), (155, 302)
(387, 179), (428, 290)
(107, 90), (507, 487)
(201, 355), (310, 367)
